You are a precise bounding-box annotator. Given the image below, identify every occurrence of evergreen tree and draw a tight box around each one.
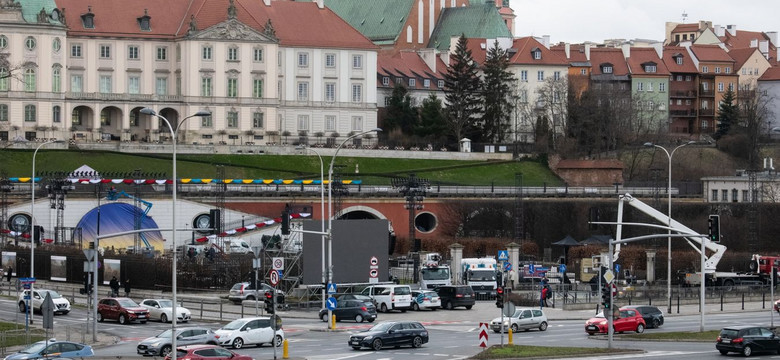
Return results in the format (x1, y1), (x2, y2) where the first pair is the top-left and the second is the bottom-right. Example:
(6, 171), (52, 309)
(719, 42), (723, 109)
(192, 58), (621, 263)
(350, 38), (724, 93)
(481, 40), (514, 143)
(383, 83), (418, 135)
(443, 34), (482, 144)
(715, 88), (738, 139)
(416, 94), (447, 143)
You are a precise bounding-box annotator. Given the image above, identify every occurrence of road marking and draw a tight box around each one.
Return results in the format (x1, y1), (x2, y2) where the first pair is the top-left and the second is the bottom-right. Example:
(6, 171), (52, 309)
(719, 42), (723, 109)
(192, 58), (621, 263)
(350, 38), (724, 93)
(575, 350), (710, 359)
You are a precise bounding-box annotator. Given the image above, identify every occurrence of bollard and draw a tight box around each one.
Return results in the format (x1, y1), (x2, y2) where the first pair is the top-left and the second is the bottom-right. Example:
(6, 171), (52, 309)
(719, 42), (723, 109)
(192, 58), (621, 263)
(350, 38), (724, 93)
(283, 339), (289, 359)
(200, 300), (204, 320)
(220, 302), (223, 321)
(742, 293), (745, 310)
(763, 292), (766, 309)
(677, 296), (680, 314)
(331, 315), (336, 330)
(241, 302), (245, 317)
(721, 293), (724, 311)
(508, 328), (513, 344)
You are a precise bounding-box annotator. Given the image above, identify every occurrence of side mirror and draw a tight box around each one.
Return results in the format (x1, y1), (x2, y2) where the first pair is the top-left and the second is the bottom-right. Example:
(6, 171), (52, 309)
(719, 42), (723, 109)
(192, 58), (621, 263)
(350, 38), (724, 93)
(177, 335), (183, 340)
(388, 329), (395, 334)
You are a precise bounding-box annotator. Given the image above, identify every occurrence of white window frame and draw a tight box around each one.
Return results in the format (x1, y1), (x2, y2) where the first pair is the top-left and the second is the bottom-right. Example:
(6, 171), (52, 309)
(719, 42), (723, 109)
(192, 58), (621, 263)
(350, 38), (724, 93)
(157, 46), (167, 61)
(71, 44), (82, 58)
(227, 111), (239, 128)
(423, 79), (430, 88)
(252, 78), (263, 98)
(325, 82), (336, 102)
(227, 77), (238, 97)
(325, 54), (336, 68)
(382, 77), (390, 86)
(128, 76), (140, 94)
(253, 112), (264, 128)
(99, 44), (111, 59)
(351, 116), (363, 131)
(254, 48), (264, 62)
(201, 77), (212, 97)
(537, 71), (544, 81)
(228, 47), (239, 61)
(297, 81), (309, 101)
(409, 78), (416, 87)
(202, 46), (212, 60)
(99, 75), (112, 94)
(128, 45), (139, 60)
(520, 70), (528, 82)
(352, 54), (363, 69)
(297, 114), (310, 131)
(351, 84), (362, 103)
(298, 52), (309, 67)
(325, 115), (336, 131)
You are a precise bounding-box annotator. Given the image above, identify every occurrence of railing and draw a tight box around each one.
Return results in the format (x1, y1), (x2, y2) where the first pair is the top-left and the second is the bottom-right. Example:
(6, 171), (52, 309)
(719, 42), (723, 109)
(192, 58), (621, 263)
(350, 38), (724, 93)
(671, 90), (697, 98)
(669, 109), (696, 117)
(699, 108), (715, 116)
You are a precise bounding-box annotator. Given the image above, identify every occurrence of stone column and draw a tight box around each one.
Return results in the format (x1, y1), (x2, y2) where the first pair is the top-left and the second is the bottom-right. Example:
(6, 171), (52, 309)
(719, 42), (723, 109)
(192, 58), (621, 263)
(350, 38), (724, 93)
(449, 243), (464, 285)
(507, 242), (520, 289)
(646, 250), (656, 283)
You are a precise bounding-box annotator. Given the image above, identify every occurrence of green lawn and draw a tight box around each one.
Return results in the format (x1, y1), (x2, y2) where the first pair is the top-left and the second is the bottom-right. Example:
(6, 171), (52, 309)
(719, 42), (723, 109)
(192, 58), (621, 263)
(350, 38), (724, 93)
(472, 344), (639, 358)
(0, 150), (563, 187)
(621, 330), (719, 342)
(0, 321), (45, 348)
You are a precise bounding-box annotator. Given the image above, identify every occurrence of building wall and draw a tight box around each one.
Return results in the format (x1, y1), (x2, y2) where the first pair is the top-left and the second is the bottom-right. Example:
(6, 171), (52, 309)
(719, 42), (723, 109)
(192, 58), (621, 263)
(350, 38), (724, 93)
(737, 51), (772, 90)
(760, 80), (780, 133)
(395, 0), (469, 51)
(631, 75), (671, 131)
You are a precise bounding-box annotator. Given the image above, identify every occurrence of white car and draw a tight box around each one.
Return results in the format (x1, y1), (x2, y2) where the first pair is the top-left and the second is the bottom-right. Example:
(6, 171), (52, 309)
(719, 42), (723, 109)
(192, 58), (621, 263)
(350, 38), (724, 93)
(139, 299), (191, 323)
(489, 308), (548, 333)
(18, 289), (71, 315)
(215, 317), (284, 349)
(410, 290), (441, 311)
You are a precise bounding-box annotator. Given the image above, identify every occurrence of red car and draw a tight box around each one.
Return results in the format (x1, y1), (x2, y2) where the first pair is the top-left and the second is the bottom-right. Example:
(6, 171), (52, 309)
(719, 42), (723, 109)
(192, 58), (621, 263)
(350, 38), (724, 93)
(97, 297), (149, 324)
(166, 345), (252, 360)
(585, 307), (646, 335)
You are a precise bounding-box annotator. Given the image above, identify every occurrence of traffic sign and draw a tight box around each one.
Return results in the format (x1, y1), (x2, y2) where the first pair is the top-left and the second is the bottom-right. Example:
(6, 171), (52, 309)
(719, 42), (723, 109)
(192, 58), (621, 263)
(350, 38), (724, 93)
(41, 292), (54, 329)
(269, 270), (280, 286)
(528, 264), (535, 275)
(503, 262), (512, 272)
(416, 293), (424, 304)
(272, 257), (284, 271)
(559, 264), (567, 273)
(502, 302), (516, 317)
(83, 249), (96, 262)
(326, 297), (337, 311)
(497, 250), (508, 261)
(327, 283), (337, 294)
(370, 256), (378, 266)
(603, 269), (615, 284)
(478, 322), (488, 347)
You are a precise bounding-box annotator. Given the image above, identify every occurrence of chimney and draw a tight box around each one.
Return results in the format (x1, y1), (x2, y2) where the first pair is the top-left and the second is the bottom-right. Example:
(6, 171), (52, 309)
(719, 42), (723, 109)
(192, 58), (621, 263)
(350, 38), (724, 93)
(263, 0), (270, 5)
(315, 0), (324, 9)
(419, 48), (436, 73)
(727, 25), (737, 36)
(564, 43), (570, 59)
(584, 43), (591, 61)
(759, 40), (769, 56)
(767, 31), (779, 47)
(714, 25), (724, 37)
(621, 43), (630, 58)
(750, 39), (758, 48)
(652, 42), (663, 58)
(542, 35), (550, 49)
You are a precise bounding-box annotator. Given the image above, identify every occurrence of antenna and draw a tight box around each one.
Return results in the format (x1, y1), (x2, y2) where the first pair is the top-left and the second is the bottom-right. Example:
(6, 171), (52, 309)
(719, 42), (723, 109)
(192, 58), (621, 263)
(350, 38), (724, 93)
(681, 11), (688, 23)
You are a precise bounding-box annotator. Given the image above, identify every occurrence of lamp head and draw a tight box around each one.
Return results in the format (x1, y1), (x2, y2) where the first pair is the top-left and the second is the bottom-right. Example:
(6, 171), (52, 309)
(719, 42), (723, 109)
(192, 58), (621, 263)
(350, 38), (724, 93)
(371, 128), (382, 133)
(140, 108), (156, 116)
(685, 140), (696, 145)
(643, 142), (654, 147)
(295, 145), (307, 150)
(193, 110), (211, 117)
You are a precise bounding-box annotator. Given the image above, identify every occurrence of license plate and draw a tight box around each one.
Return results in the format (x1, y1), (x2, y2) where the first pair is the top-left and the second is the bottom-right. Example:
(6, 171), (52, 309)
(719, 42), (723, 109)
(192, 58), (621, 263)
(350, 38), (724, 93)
(351, 341), (360, 345)
(722, 339), (731, 344)
(587, 325), (597, 330)
(137, 315), (146, 318)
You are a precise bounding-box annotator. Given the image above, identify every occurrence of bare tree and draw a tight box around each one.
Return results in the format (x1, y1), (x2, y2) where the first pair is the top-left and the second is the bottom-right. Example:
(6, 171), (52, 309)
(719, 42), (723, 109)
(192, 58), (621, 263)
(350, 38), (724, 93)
(535, 76), (569, 151)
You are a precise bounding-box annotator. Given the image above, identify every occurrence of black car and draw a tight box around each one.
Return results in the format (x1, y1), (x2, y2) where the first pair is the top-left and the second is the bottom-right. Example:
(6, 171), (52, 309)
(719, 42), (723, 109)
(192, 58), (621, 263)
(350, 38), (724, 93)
(621, 305), (664, 328)
(319, 299), (377, 323)
(717, 325), (780, 356)
(348, 321), (429, 351)
(435, 285), (475, 310)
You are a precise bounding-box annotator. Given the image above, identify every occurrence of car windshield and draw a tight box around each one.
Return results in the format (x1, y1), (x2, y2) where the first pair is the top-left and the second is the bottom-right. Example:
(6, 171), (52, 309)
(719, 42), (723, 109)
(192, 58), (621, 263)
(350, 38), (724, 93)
(720, 329), (739, 337)
(157, 300), (172, 308)
(394, 287), (410, 295)
(594, 312), (605, 319)
(222, 319), (246, 330)
(369, 322), (396, 332)
(230, 283), (244, 290)
(19, 342), (47, 354)
(156, 330), (173, 338)
(421, 268), (450, 280)
(39, 290), (62, 299)
(423, 291), (437, 297)
(512, 309), (524, 317)
(118, 299), (139, 307)
(468, 270), (496, 281)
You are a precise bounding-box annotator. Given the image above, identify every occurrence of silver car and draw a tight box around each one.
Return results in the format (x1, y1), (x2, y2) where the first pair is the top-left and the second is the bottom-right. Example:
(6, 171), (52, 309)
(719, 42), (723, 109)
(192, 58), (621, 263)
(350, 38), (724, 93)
(489, 308), (548, 333)
(137, 327), (219, 357)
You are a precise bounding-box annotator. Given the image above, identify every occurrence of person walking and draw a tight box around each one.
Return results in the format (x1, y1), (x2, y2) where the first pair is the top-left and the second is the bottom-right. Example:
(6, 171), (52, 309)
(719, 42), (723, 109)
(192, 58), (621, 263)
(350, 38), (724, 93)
(6, 266), (11, 282)
(109, 276), (119, 297)
(124, 278), (131, 297)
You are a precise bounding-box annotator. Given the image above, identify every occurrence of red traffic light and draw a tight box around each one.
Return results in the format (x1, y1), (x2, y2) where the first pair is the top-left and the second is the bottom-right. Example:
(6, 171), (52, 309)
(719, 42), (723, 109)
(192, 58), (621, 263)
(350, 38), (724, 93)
(496, 288), (504, 295)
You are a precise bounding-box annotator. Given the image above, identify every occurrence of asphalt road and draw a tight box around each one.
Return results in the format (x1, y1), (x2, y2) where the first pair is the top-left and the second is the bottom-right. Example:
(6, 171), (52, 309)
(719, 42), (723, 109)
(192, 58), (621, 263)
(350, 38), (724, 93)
(1, 296), (780, 359)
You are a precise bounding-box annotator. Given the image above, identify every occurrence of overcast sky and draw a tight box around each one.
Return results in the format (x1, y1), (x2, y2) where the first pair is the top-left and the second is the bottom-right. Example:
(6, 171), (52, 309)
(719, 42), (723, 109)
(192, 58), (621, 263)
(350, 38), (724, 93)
(509, 0), (779, 44)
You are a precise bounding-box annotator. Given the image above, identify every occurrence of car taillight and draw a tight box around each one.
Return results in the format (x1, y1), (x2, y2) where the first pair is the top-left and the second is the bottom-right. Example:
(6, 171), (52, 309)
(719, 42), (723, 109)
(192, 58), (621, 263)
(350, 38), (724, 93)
(732, 337), (744, 344)
(455, 294), (463, 298)
(215, 335), (220, 339)
(361, 306), (367, 311)
(423, 297), (430, 301)
(716, 336), (722, 342)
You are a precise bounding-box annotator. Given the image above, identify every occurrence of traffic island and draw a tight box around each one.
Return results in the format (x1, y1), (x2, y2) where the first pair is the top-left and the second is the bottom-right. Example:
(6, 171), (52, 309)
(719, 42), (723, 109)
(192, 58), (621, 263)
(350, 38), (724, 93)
(470, 344), (643, 359)
(617, 330), (719, 342)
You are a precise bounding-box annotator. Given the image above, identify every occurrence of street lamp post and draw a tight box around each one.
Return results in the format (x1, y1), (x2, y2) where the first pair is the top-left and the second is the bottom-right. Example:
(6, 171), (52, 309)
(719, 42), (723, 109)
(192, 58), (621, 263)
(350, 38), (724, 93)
(296, 146), (326, 312)
(29, 139), (61, 327)
(141, 108), (210, 360)
(327, 129), (380, 328)
(644, 141), (694, 314)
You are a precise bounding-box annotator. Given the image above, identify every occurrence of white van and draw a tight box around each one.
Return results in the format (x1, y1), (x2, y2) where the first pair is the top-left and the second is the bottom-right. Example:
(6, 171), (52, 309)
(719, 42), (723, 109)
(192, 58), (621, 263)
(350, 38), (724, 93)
(360, 285), (412, 313)
(224, 239), (251, 254)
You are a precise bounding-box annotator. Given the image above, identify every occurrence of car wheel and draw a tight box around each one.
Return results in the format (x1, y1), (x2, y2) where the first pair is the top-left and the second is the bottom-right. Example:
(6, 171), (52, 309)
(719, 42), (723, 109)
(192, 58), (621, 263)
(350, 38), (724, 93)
(539, 321), (548, 331)
(511, 324), (519, 332)
(367, 318), (375, 323)
(413, 303), (420, 311)
(321, 313), (328, 322)
(743, 344), (753, 357)
(161, 313), (168, 323)
(465, 305), (473, 310)
(232, 337), (244, 349)
(445, 301), (454, 310)
(380, 303), (388, 313)
(652, 319), (660, 328)
(371, 338), (383, 351)
(636, 323), (644, 334)
(160, 345), (172, 358)
(119, 314), (127, 325)
(274, 335), (283, 347)
(412, 336), (423, 348)
(97, 312), (104, 322)
(18, 302), (25, 313)
(355, 314), (364, 323)
(719, 350), (729, 355)
(246, 295), (255, 301)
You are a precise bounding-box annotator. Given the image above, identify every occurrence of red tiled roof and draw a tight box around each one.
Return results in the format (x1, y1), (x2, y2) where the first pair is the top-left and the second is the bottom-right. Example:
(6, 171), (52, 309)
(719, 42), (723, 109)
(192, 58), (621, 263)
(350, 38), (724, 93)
(672, 23), (699, 33)
(556, 159), (624, 169)
(57, 0), (191, 38)
(589, 48), (629, 76)
(721, 30), (776, 51)
(662, 46), (699, 73)
(727, 48), (761, 70)
(689, 45), (734, 63)
(626, 47), (670, 76)
(759, 66), (780, 81)
(550, 44), (589, 64)
(507, 37), (568, 65)
(377, 51), (445, 90)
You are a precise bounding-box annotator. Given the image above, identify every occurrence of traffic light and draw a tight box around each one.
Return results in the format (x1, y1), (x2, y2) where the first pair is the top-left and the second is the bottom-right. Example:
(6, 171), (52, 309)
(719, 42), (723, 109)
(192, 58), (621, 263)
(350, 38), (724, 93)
(708, 215), (720, 242)
(209, 209), (222, 235)
(264, 291), (275, 314)
(601, 284), (611, 309)
(496, 270), (504, 288)
(495, 287), (504, 308)
(281, 210), (290, 235)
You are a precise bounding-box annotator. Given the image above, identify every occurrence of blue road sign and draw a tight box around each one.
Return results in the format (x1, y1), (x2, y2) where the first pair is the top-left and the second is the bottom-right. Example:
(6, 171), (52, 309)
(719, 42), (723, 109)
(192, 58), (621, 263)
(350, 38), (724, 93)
(559, 264), (567, 273)
(503, 262), (512, 272)
(327, 283), (337, 294)
(615, 264), (621, 273)
(326, 297), (337, 310)
(529, 264), (535, 275)
(497, 250), (509, 261)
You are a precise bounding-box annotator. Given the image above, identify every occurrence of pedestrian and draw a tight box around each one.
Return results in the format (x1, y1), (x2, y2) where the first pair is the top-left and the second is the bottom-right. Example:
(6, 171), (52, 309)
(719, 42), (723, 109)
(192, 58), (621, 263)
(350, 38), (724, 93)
(124, 278), (131, 297)
(109, 276), (119, 297)
(187, 247), (196, 260)
(540, 284), (549, 308)
(6, 266), (11, 282)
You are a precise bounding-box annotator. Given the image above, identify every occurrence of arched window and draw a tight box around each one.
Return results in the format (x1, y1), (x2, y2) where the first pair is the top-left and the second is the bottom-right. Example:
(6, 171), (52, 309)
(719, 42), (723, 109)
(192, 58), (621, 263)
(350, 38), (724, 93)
(24, 105), (36, 122)
(24, 68), (36, 92)
(0, 68), (8, 91)
(52, 66), (61, 92)
(406, 25), (412, 43)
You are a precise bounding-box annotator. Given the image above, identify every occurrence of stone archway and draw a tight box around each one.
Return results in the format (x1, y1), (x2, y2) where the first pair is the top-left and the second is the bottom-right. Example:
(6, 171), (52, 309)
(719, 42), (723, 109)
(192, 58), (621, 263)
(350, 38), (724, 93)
(69, 105), (95, 141)
(128, 107), (147, 142)
(99, 106), (123, 141)
(157, 108), (180, 142)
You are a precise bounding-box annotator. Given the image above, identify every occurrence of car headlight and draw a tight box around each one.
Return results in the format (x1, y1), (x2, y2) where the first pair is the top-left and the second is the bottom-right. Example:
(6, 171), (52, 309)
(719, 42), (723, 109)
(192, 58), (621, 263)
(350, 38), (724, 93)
(126, 311), (135, 314)
(363, 336), (373, 341)
(503, 321), (509, 325)
(599, 321), (607, 326)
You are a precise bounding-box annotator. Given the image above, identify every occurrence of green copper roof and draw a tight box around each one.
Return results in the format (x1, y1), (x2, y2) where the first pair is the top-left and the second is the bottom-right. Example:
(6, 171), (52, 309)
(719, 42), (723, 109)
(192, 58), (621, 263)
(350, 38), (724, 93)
(323, 0), (413, 43)
(428, 4), (511, 51)
(17, 0), (62, 25)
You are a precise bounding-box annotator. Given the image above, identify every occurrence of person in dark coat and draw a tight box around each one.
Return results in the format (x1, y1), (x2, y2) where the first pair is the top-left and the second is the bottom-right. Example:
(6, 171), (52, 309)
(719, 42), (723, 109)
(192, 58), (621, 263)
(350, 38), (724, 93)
(124, 278), (131, 297)
(6, 266), (11, 282)
(109, 276), (119, 297)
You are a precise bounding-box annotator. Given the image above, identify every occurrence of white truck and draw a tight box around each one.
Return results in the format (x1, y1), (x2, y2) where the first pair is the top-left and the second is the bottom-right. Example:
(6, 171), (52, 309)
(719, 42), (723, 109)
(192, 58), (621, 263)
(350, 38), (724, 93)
(461, 257), (498, 298)
(419, 253), (451, 289)
(223, 238), (251, 254)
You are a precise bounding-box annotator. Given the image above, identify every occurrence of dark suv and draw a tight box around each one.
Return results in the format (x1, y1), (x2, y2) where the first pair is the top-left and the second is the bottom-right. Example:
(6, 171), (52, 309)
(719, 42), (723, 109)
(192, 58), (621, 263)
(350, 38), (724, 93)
(435, 285), (475, 310)
(622, 305), (664, 328)
(717, 325), (780, 356)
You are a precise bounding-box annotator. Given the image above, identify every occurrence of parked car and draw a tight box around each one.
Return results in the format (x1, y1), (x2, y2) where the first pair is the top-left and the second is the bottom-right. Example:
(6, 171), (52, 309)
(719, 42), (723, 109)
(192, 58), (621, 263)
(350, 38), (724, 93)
(585, 308), (645, 335)
(717, 325), (780, 356)
(490, 308), (548, 333)
(410, 290), (441, 311)
(137, 327), (219, 357)
(318, 299), (377, 323)
(214, 317), (284, 349)
(17, 289), (71, 315)
(139, 299), (192, 323)
(621, 305), (664, 328)
(5, 340), (94, 359)
(360, 285), (412, 313)
(774, 299), (780, 313)
(348, 321), (429, 351)
(435, 285), (475, 310)
(228, 282), (285, 305)
(166, 345), (252, 360)
(97, 297), (149, 324)
(337, 294), (376, 307)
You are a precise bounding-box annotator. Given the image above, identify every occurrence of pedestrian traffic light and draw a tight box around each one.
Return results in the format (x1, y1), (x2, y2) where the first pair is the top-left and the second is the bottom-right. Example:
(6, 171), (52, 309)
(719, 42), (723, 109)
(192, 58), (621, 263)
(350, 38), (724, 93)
(265, 291), (275, 314)
(281, 210), (290, 235)
(708, 215), (720, 242)
(601, 284), (611, 309)
(496, 270), (503, 288)
(495, 287), (504, 308)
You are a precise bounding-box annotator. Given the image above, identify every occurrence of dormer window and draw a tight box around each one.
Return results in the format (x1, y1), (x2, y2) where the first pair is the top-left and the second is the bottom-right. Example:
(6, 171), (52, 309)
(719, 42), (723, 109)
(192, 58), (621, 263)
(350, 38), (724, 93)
(643, 63), (657, 73)
(531, 48), (541, 60)
(382, 77), (389, 86)
(601, 63), (613, 74)
(137, 9), (151, 31)
(675, 56), (683, 65)
(409, 78), (416, 87)
(81, 6), (95, 29)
